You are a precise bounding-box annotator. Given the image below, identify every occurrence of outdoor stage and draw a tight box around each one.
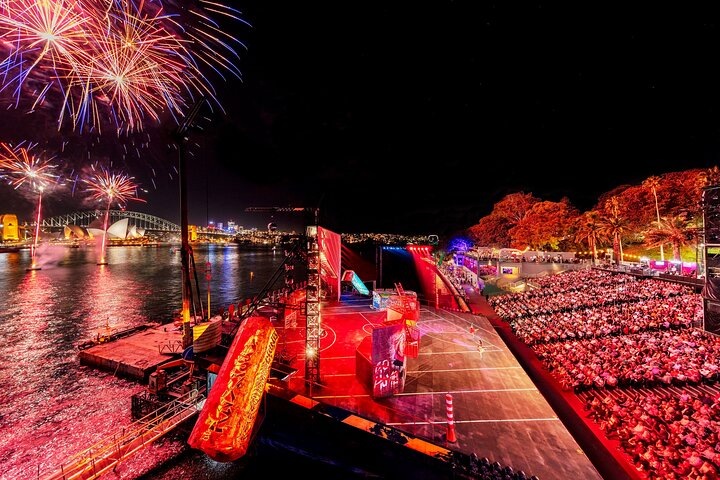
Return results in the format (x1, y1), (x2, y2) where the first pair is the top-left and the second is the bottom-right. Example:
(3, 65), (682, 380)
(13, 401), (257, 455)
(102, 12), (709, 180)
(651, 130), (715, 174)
(274, 294), (603, 480)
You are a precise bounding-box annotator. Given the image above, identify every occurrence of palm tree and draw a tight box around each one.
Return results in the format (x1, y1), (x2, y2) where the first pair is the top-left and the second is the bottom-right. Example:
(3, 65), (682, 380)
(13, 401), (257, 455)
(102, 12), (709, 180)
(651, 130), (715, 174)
(574, 211), (605, 264)
(699, 166), (720, 189)
(642, 176), (664, 261)
(644, 213), (693, 262)
(600, 197), (631, 265)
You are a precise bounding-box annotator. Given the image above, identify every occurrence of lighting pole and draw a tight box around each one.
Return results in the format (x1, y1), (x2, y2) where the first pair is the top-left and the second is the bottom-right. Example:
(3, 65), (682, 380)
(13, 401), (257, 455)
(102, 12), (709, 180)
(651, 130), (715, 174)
(28, 186), (43, 271)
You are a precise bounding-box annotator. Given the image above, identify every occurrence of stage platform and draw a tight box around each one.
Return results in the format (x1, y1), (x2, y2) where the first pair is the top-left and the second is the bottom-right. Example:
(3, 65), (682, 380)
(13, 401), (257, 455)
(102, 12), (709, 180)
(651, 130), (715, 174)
(78, 324), (183, 381)
(275, 294), (603, 480)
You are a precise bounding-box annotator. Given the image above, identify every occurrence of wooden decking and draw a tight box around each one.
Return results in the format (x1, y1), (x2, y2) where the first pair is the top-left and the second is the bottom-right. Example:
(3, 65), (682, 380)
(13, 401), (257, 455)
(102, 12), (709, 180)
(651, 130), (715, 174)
(78, 324), (183, 381)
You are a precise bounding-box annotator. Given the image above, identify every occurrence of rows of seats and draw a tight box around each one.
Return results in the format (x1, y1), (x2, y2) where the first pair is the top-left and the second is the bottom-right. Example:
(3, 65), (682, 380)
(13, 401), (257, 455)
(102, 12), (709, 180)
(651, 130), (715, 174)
(491, 268), (716, 479)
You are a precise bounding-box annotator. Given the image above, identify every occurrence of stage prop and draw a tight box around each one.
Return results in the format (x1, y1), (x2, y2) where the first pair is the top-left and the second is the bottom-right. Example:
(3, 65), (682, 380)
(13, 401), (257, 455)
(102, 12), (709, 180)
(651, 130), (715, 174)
(357, 286), (422, 397)
(341, 269), (370, 296)
(318, 227), (342, 302)
(372, 289), (396, 310)
(188, 316), (278, 462)
(371, 322), (407, 398)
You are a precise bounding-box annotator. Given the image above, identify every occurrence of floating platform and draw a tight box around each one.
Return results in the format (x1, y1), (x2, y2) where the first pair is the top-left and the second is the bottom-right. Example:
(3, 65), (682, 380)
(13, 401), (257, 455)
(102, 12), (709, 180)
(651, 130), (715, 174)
(79, 324), (184, 381)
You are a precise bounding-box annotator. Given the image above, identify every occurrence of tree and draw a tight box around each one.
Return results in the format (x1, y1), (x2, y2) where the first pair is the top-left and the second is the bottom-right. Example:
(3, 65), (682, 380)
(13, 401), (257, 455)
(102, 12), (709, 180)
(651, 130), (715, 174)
(467, 214), (511, 247)
(492, 192), (540, 226)
(508, 198), (579, 250)
(699, 165), (720, 189)
(573, 210), (606, 264)
(466, 192), (539, 247)
(599, 196), (631, 265)
(644, 213), (693, 262)
(642, 176), (664, 260)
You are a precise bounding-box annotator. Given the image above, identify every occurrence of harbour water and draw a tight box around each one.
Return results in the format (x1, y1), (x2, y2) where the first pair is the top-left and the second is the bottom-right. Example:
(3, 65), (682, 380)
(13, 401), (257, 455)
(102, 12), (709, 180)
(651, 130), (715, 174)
(0, 244), (300, 480)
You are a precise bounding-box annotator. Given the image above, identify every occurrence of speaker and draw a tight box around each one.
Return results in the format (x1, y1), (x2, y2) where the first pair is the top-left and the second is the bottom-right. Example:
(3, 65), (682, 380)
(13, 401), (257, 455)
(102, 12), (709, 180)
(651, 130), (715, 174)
(704, 186), (720, 244)
(704, 300), (720, 335)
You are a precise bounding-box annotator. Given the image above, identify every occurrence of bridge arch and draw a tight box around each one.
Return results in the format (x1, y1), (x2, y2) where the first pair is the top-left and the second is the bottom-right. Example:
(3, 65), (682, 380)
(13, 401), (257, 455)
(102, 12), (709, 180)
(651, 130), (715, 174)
(42, 210), (180, 232)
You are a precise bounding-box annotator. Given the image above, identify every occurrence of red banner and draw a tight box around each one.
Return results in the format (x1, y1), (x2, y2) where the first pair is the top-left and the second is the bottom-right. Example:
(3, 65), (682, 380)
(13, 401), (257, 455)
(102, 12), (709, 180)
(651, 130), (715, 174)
(371, 323), (407, 398)
(188, 316), (278, 462)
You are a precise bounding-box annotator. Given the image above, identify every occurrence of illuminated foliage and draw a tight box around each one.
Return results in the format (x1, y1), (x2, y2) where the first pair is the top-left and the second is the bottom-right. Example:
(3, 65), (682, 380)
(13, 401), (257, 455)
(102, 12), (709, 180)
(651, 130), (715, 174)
(508, 198), (579, 250)
(572, 210), (606, 263)
(467, 213), (510, 248)
(492, 192), (540, 225)
(644, 213), (694, 261)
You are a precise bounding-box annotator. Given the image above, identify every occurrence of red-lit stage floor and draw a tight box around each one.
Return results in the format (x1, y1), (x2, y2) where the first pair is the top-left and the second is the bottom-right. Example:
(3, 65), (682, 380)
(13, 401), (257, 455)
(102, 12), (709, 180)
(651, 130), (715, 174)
(275, 294), (603, 480)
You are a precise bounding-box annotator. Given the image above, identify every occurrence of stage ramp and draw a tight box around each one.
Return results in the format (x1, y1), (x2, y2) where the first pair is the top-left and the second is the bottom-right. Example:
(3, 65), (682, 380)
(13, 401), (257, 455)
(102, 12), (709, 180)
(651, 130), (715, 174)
(342, 270), (370, 296)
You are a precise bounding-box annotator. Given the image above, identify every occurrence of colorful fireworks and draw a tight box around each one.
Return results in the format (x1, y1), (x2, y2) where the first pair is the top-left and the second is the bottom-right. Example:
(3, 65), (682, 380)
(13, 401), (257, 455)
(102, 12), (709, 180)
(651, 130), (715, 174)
(0, 142), (59, 191)
(0, 0), (247, 134)
(83, 167), (145, 207)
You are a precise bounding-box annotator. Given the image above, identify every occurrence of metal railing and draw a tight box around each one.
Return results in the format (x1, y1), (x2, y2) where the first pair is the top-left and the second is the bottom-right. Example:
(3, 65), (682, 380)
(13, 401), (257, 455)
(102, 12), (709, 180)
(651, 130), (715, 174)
(42, 389), (203, 480)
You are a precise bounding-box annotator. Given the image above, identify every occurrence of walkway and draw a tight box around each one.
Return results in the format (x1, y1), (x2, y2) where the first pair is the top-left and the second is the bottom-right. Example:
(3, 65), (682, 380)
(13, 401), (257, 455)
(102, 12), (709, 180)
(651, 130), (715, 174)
(42, 390), (203, 480)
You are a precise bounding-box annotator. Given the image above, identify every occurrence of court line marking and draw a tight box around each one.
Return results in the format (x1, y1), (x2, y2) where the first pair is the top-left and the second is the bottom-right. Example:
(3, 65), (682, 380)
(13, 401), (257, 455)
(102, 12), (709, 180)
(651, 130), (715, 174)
(387, 417), (560, 426)
(407, 366), (523, 373)
(313, 387), (538, 399)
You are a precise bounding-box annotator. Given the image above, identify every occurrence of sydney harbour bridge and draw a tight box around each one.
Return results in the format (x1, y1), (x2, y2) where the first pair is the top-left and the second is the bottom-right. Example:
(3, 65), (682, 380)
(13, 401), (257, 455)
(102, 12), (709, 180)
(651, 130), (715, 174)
(41, 210), (180, 233)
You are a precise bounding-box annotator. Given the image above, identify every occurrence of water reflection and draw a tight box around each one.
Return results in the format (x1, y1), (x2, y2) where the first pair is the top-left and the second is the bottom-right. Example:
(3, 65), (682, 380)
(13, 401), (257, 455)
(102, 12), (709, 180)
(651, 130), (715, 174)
(0, 245), (285, 479)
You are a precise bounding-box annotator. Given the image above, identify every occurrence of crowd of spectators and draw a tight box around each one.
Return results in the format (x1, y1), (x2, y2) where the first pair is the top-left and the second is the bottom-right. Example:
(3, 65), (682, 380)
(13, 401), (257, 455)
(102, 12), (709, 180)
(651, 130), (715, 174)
(586, 391), (720, 479)
(489, 276), (693, 321)
(535, 330), (720, 391)
(511, 294), (701, 345)
(489, 268), (714, 478)
(523, 269), (635, 294)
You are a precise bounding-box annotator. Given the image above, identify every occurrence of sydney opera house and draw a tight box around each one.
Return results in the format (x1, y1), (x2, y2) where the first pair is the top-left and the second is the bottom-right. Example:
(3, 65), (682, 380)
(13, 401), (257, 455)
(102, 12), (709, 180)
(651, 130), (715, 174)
(63, 218), (146, 241)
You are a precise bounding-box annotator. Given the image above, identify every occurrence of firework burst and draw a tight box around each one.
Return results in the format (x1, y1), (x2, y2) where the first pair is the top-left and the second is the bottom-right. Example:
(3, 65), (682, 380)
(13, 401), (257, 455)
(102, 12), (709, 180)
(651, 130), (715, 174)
(0, 0), (248, 134)
(83, 167), (145, 207)
(0, 141), (59, 191)
(0, 141), (59, 270)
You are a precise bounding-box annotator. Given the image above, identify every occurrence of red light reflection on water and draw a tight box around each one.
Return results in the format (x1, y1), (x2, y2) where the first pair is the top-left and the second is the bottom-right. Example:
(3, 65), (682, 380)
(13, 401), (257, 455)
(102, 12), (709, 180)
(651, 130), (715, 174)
(80, 265), (147, 335)
(0, 269), (185, 479)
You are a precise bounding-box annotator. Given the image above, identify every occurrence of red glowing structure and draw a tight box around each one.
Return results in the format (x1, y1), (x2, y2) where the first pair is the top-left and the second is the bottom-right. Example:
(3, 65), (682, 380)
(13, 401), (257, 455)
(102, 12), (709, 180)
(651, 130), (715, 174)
(0, 143), (58, 270)
(188, 316), (278, 462)
(83, 168), (145, 265)
(407, 244), (469, 312)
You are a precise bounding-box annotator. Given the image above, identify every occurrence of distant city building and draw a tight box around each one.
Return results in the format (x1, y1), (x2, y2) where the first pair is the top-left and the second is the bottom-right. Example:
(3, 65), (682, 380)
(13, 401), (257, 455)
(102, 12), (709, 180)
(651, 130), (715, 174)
(227, 220), (236, 232)
(0, 214), (19, 242)
(217, 222), (223, 231)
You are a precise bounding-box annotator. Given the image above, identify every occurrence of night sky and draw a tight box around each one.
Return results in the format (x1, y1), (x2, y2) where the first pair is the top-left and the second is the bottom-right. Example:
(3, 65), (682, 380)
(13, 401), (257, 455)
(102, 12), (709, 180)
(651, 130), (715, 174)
(4, 2), (720, 236)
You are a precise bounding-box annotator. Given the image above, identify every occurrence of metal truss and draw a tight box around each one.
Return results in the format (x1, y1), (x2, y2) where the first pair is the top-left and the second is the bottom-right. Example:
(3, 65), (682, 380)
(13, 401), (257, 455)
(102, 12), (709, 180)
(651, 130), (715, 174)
(305, 225), (321, 386)
(42, 210), (181, 232)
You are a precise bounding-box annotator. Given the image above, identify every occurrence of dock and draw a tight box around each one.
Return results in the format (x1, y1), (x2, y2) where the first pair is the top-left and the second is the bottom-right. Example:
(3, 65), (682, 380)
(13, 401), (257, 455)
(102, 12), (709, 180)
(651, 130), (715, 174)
(78, 324), (183, 381)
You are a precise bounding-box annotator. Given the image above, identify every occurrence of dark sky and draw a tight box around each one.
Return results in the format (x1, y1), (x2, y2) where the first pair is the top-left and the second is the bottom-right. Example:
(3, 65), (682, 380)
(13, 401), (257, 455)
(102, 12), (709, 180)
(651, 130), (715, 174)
(4, 2), (720, 236)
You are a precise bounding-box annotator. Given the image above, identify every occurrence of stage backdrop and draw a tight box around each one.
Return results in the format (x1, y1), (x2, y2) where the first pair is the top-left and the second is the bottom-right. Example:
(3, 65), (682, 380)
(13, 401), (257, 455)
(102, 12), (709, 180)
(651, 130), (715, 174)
(319, 227), (341, 302)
